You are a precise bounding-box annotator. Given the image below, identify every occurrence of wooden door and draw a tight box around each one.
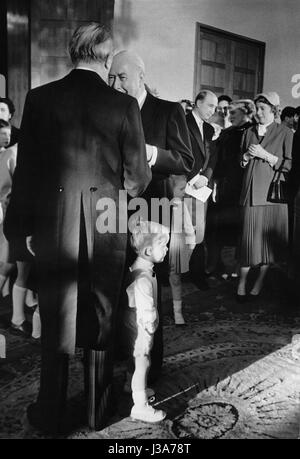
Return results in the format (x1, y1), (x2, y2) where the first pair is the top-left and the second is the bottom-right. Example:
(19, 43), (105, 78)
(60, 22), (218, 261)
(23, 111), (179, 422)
(5, 0), (30, 126)
(31, 0), (115, 88)
(194, 24), (265, 101)
(0, 0), (8, 97)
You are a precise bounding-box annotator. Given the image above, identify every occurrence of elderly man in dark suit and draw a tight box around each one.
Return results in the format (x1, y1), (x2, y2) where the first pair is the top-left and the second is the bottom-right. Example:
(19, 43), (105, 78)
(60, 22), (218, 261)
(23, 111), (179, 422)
(4, 23), (151, 435)
(109, 50), (194, 385)
(186, 90), (218, 290)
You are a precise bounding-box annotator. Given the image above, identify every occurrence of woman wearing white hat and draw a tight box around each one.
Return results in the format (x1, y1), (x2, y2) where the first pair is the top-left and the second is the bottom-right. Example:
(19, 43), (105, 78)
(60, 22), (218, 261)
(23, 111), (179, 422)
(237, 92), (293, 302)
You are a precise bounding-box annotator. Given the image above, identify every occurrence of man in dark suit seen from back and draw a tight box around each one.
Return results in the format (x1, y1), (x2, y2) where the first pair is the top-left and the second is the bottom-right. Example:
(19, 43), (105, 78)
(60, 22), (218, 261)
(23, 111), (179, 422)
(4, 23), (151, 435)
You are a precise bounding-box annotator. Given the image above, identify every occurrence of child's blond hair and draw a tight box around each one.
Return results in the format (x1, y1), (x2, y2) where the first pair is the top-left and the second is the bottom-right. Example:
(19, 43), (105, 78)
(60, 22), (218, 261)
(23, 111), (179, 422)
(130, 218), (169, 254)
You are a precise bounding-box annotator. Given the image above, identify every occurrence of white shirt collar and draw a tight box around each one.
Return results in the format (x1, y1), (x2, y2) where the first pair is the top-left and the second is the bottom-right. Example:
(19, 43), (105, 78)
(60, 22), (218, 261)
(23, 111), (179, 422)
(137, 87), (148, 109)
(192, 109), (204, 126)
(130, 256), (154, 272)
(75, 66), (100, 75)
(257, 120), (274, 136)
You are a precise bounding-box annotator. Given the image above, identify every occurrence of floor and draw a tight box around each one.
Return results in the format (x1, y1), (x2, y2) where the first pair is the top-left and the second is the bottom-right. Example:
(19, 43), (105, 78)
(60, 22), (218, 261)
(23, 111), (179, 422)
(0, 266), (300, 439)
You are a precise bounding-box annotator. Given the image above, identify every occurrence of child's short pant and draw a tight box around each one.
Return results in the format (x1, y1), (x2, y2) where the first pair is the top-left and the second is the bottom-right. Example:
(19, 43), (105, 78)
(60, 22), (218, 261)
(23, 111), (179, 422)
(123, 307), (158, 358)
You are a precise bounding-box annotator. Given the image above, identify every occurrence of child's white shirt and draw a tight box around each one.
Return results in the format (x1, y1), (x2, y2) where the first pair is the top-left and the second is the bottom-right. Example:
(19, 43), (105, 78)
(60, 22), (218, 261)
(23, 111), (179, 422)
(126, 256), (158, 333)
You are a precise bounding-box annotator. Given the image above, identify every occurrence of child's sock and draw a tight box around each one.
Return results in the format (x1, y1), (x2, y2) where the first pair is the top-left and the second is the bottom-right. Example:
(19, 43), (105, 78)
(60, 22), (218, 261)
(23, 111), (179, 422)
(11, 284), (26, 326)
(32, 306), (41, 339)
(173, 300), (185, 325)
(132, 389), (148, 408)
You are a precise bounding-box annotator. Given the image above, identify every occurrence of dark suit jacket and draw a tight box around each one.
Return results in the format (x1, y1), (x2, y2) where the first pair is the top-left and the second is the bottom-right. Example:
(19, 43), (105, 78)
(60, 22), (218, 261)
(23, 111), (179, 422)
(141, 92), (193, 201)
(214, 122), (252, 207)
(239, 122), (293, 206)
(288, 127), (300, 199)
(5, 69), (151, 354)
(186, 111), (216, 184)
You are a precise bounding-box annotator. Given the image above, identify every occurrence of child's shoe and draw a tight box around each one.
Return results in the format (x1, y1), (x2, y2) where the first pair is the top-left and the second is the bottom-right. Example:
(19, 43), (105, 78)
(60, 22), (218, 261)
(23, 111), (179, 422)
(130, 403), (166, 423)
(9, 320), (31, 337)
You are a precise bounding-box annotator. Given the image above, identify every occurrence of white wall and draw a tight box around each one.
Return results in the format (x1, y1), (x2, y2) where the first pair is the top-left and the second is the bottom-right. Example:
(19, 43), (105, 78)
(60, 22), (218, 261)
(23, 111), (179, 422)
(113, 0), (300, 107)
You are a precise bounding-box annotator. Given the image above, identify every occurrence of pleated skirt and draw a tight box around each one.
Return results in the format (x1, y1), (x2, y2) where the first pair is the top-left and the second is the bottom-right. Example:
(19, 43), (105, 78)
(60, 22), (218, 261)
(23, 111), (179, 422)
(239, 203), (288, 267)
(169, 233), (191, 274)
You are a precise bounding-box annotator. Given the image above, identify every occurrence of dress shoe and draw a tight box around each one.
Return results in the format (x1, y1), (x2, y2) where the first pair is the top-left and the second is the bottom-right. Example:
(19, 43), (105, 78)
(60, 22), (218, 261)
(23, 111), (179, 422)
(29, 336), (41, 346)
(9, 320), (31, 337)
(174, 311), (186, 326)
(192, 277), (210, 291)
(27, 403), (58, 435)
(235, 294), (248, 304)
(26, 403), (69, 436)
(248, 292), (261, 301)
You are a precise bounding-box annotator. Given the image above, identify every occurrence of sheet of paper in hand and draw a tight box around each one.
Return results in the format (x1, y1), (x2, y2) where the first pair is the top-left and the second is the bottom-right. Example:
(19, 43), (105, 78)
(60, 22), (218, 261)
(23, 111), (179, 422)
(185, 183), (212, 202)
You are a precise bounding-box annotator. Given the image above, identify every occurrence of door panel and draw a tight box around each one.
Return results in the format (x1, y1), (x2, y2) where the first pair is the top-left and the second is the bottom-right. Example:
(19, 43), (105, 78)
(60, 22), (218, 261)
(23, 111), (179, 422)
(31, 0), (115, 88)
(194, 24), (265, 101)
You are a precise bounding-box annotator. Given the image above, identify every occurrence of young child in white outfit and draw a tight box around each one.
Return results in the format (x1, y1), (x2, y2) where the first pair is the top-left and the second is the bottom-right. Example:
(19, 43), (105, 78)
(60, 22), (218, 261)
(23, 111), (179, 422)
(125, 219), (169, 423)
(168, 175), (196, 325)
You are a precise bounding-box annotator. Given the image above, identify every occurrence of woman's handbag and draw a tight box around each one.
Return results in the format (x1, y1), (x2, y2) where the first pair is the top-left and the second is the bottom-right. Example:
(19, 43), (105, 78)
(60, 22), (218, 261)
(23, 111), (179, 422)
(267, 161), (288, 204)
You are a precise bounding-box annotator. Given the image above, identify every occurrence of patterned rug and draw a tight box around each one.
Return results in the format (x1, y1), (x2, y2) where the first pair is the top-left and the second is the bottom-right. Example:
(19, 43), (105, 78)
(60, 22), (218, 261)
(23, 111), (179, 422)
(1, 278), (300, 439)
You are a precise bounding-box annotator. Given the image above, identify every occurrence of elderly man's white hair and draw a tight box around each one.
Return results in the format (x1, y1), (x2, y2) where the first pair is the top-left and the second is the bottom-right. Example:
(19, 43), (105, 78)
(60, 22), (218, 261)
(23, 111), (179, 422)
(113, 50), (146, 74)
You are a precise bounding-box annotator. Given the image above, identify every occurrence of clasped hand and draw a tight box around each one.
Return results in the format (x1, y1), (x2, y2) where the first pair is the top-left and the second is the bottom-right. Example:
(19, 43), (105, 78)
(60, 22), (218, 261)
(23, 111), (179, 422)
(248, 144), (267, 160)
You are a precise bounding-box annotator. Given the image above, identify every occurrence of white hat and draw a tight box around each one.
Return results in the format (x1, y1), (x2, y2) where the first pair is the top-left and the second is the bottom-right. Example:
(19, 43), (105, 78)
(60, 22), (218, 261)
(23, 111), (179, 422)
(255, 91), (280, 106)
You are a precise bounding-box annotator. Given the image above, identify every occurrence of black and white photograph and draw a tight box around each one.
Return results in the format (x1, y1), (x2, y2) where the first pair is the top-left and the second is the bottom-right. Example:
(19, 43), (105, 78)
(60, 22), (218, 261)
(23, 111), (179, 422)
(0, 0), (300, 442)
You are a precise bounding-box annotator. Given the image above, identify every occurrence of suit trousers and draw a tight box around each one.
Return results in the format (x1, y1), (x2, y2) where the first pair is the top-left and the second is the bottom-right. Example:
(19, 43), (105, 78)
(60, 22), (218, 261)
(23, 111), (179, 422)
(189, 241), (207, 280)
(36, 346), (113, 432)
(188, 198), (208, 280)
(83, 347), (114, 430)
